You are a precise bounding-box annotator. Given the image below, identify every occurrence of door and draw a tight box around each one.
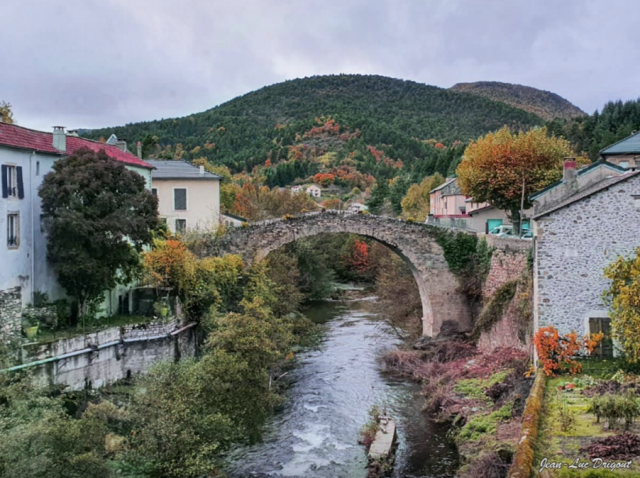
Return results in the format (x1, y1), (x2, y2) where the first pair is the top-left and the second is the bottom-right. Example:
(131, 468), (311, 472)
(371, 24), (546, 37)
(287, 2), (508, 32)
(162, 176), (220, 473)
(486, 219), (503, 234)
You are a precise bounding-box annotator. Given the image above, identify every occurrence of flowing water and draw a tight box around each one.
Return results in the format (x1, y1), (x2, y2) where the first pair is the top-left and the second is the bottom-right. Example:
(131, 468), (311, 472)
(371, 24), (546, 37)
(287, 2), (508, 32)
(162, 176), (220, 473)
(224, 298), (459, 478)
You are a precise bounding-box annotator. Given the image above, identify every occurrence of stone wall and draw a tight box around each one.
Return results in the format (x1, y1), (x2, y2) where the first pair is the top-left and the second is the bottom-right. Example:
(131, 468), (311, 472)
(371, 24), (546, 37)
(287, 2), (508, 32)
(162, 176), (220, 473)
(534, 173), (640, 334)
(477, 282), (532, 355)
(0, 287), (22, 339)
(483, 248), (529, 299)
(21, 319), (199, 391)
(477, 240), (532, 353)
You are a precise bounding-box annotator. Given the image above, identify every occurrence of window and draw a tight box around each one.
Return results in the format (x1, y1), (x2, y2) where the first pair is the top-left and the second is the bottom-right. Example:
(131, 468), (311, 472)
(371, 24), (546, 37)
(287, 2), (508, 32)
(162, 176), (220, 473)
(589, 317), (614, 358)
(1, 165), (22, 198)
(36, 161), (40, 176)
(7, 213), (19, 248)
(151, 188), (157, 197)
(175, 219), (187, 233)
(174, 188), (187, 210)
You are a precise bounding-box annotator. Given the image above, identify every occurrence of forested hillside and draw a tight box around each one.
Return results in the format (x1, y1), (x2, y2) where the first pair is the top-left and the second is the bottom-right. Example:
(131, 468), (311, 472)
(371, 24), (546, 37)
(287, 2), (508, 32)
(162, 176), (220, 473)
(450, 81), (585, 121)
(82, 75), (543, 184)
(549, 98), (640, 159)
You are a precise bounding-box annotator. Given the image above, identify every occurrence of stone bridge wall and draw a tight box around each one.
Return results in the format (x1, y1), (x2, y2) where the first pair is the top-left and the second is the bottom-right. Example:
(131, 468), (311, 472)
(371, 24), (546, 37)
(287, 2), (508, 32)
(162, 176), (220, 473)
(209, 211), (531, 338)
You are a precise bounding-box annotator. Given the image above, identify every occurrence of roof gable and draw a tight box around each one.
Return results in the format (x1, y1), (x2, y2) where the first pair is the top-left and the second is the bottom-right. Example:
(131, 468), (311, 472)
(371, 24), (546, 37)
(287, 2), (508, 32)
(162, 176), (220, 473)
(533, 170), (640, 219)
(0, 123), (153, 169)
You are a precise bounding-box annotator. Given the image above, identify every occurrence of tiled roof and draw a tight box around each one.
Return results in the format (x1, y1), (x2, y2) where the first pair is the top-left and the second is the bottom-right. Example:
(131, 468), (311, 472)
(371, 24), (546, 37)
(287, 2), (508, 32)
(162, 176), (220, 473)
(0, 123), (153, 169)
(147, 160), (221, 180)
(533, 170), (640, 219)
(600, 131), (640, 156)
(429, 177), (457, 193)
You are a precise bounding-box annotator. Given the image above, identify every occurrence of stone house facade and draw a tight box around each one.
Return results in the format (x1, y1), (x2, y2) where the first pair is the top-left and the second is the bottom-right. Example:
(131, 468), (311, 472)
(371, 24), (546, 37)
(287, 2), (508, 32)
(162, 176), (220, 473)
(533, 168), (640, 340)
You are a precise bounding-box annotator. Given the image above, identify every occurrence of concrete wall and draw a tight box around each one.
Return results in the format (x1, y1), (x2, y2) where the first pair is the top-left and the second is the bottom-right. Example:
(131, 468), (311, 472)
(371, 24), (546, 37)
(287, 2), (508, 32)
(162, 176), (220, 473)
(153, 178), (221, 232)
(22, 319), (198, 390)
(534, 173), (640, 334)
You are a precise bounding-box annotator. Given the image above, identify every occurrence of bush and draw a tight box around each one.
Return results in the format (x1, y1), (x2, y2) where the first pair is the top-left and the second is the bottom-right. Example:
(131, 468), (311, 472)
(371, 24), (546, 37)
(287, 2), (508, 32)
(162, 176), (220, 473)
(580, 431), (640, 460)
(534, 325), (603, 376)
(587, 393), (640, 429)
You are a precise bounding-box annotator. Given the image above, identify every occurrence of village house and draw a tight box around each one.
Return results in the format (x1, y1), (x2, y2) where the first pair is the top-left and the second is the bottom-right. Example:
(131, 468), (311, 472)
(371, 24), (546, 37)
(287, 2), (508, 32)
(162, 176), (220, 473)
(0, 124), (154, 333)
(291, 185), (303, 193)
(532, 158), (640, 355)
(427, 177), (510, 233)
(348, 202), (368, 213)
(306, 184), (321, 198)
(148, 160), (222, 233)
(599, 130), (640, 169)
(221, 212), (247, 228)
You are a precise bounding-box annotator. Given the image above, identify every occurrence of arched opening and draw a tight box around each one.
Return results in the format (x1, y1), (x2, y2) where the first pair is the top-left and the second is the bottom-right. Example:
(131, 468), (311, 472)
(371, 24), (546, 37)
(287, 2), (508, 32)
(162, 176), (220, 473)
(215, 212), (473, 336)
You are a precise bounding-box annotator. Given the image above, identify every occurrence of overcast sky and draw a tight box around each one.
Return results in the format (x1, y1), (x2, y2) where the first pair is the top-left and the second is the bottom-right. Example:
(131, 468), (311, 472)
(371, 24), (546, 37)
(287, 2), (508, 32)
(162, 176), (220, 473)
(2, 0), (639, 131)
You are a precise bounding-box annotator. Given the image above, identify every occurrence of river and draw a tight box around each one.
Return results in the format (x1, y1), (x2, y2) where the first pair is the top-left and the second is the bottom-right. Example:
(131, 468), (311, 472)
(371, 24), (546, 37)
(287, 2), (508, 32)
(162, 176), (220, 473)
(224, 297), (459, 478)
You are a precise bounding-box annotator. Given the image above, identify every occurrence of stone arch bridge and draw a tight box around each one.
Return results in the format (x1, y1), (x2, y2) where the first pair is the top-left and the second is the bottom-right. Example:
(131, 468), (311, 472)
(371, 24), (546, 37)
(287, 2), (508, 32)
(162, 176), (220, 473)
(208, 211), (529, 337)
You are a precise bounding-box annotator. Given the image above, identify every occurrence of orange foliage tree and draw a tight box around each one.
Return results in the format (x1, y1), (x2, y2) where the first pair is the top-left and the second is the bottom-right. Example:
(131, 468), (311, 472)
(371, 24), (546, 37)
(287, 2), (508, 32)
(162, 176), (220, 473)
(456, 126), (578, 233)
(343, 239), (371, 274)
(313, 173), (335, 187)
(534, 325), (603, 376)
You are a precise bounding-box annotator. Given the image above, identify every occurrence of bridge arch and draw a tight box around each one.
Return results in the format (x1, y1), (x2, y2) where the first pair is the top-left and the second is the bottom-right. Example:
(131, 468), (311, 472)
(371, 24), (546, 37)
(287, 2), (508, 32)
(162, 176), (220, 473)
(210, 211), (473, 337)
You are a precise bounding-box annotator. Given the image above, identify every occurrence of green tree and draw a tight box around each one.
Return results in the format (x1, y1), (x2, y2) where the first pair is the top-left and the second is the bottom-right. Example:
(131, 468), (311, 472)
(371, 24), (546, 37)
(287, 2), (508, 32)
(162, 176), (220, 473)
(366, 178), (390, 215)
(389, 176), (410, 215)
(456, 126), (575, 234)
(0, 101), (15, 124)
(39, 148), (158, 317)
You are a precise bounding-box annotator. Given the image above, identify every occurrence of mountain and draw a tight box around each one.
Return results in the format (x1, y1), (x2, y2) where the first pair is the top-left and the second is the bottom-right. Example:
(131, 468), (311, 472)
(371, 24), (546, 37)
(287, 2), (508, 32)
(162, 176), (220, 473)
(82, 75), (544, 185)
(450, 81), (585, 121)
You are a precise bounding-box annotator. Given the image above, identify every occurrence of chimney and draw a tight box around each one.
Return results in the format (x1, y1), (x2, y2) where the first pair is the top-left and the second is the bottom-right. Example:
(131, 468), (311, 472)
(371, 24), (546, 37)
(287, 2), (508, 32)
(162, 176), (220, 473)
(137, 141), (142, 158)
(199, 165), (205, 176)
(52, 126), (66, 152)
(563, 157), (578, 193)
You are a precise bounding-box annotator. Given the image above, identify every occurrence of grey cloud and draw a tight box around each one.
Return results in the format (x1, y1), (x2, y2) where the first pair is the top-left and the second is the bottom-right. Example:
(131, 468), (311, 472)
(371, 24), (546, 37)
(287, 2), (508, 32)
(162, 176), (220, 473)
(1, 0), (638, 130)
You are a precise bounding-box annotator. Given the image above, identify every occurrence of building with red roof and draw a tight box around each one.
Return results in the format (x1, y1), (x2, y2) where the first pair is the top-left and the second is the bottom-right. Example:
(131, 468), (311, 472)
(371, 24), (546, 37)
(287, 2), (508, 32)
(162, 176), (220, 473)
(0, 124), (154, 335)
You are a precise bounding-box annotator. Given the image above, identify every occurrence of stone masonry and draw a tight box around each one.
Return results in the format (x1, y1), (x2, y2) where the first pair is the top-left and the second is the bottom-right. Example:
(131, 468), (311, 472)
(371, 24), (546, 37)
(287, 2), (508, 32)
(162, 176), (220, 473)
(0, 287), (22, 340)
(209, 211), (528, 337)
(534, 173), (640, 334)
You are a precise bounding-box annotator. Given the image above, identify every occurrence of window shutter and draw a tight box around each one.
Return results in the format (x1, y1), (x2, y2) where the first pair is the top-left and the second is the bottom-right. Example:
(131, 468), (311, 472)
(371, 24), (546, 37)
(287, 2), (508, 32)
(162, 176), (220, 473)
(174, 189), (187, 210)
(1, 165), (7, 198)
(16, 166), (24, 199)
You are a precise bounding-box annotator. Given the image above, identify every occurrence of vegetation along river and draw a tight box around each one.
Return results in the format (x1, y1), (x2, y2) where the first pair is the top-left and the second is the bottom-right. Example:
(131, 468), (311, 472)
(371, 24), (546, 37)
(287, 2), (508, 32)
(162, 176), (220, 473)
(224, 296), (459, 478)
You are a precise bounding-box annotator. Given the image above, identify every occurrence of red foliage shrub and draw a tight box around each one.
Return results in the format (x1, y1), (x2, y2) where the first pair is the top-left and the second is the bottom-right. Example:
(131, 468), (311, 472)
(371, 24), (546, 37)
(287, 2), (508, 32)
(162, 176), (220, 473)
(580, 432), (640, 460)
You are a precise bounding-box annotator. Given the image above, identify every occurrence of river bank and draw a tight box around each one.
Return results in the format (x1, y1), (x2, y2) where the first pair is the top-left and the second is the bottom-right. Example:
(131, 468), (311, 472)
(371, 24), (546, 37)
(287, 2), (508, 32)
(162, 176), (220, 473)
(224, 296), (460, 478)
(384, 337), (532, 477)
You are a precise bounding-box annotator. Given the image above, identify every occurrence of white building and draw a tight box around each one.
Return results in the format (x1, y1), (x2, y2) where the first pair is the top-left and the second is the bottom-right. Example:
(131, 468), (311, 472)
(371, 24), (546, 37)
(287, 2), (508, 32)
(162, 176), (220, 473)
(348, 202), (368, 213)
(0, 123), (153, 324)
(306, 184), (321, 198)
(291, 185), (303, 193)
(148, 160), (221, 233)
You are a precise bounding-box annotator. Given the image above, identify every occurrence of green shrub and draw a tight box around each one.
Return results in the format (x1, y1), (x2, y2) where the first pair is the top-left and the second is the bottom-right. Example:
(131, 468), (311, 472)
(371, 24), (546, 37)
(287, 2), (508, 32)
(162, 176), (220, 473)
(587, 393), (640, 429)
(457, 403), (513, 441)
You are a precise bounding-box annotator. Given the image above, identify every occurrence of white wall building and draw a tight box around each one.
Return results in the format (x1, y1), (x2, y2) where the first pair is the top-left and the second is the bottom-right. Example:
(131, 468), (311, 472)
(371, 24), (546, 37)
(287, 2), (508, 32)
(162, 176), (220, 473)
(0, 123), (153, 320)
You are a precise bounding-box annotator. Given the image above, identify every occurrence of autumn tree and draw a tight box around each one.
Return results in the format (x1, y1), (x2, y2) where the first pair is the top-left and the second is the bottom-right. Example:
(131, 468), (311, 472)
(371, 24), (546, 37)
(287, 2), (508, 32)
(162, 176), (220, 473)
(231, 183), (317, 221)
(0, 101), (15, 124)
(401, 173), (445, 221)
(456, 126), (576, 233)
(604, 249), (640, 362)
(39, 148), (158, 318)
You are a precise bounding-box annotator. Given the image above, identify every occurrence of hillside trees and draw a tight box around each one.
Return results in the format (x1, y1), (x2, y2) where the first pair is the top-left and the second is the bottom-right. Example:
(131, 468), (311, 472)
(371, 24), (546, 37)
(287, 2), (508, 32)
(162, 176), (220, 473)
(39, 148), (158, 318)
(456, 126), (575, 233)
(367, 178), (390, 215)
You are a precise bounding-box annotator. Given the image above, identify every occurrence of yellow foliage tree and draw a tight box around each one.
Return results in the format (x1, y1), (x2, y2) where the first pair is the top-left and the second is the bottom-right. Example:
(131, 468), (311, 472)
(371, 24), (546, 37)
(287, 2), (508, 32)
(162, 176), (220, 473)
(604, 249), (640, 362)
(400, 174), (445, 221)
(0, 101), (15, 124)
